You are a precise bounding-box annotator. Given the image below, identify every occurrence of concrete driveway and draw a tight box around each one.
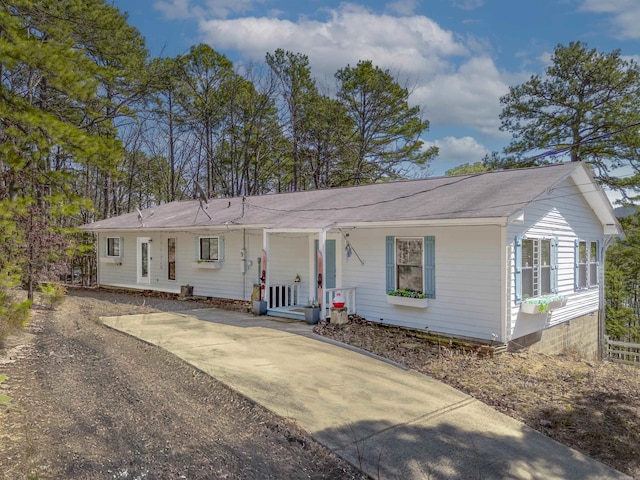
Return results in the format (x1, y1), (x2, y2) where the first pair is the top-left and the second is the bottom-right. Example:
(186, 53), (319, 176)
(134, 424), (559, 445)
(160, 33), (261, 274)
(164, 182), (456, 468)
(101, 308), (629, 480)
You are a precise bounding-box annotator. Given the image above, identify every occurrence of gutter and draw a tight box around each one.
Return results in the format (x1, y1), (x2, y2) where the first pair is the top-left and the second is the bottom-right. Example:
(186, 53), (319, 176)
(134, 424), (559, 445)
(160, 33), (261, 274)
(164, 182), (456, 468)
(80, 223), (271, 233)
(336, 217), (510, 229)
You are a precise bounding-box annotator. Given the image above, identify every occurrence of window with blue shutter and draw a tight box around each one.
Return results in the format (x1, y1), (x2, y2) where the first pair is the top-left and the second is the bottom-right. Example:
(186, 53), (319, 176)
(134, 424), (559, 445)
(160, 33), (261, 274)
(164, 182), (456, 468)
(385, 236), (435, 298)
(515, 235), (557, 302)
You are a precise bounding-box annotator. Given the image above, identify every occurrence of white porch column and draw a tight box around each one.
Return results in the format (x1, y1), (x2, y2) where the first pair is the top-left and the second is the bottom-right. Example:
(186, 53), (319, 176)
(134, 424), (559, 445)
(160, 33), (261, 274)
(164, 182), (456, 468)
(263, 230), (270, 309)
(319, 228), (327, 319)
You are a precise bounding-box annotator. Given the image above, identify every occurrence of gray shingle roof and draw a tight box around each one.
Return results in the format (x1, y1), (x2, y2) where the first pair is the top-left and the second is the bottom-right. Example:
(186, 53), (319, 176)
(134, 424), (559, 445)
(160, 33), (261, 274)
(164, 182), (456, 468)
(81, 162), (590, 231)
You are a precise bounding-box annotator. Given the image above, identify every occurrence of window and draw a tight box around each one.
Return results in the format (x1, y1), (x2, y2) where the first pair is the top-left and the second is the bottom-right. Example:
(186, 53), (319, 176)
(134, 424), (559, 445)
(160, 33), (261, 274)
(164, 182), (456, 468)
(199, 236), (219, 261)
(578, 241), (587, 289)
(386, 236), (435, 298)
(590, 242), (598, 287)
(396, 238), (424, 293)
(515, 236), (557, 302)
(575, 240), (599, 289)
(106, 237), (121, 257)
(168, 238), (176, 281)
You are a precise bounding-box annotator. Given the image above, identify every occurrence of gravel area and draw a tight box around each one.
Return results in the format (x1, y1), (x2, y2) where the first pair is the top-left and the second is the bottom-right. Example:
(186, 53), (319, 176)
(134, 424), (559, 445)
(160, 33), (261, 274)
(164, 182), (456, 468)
(0, 288), (364, 480)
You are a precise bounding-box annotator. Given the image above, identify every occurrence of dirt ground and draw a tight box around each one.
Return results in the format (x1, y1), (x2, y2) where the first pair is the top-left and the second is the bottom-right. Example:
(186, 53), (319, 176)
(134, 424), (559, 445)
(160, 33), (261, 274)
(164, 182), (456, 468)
(0, 289), (364, 480)
(314, 316), (640, 479)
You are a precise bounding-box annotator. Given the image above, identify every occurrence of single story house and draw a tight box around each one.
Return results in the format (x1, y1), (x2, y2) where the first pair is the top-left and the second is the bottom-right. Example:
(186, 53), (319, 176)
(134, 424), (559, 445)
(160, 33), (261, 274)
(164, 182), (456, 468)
(81, 162), (621, 359)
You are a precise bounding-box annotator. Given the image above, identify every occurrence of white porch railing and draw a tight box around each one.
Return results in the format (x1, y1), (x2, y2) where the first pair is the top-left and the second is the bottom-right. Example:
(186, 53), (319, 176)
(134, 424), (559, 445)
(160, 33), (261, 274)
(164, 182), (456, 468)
(269, 283), (300, 308)
(323, 287), (357, 318)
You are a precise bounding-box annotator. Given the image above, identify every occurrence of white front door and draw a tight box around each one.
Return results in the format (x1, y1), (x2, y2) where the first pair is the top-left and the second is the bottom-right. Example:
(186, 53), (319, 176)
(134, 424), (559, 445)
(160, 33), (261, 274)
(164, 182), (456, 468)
(137, 237), (151, 284)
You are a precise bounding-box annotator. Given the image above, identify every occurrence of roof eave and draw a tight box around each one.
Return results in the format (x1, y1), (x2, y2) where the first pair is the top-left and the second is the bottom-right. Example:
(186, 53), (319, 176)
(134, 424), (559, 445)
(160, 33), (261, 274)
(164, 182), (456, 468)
(336, 217), (511, 229)
(569, 164), (623, 235)
(80, 223), (271, 232)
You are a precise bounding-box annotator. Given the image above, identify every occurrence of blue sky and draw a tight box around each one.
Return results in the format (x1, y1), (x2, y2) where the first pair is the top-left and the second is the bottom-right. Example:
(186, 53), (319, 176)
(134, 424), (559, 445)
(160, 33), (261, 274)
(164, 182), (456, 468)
(112, 0), (640, 176)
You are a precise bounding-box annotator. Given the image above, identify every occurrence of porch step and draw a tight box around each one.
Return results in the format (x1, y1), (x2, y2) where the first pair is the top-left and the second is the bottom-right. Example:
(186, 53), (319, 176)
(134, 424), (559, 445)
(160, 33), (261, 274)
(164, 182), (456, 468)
(266, 308), (305, 321)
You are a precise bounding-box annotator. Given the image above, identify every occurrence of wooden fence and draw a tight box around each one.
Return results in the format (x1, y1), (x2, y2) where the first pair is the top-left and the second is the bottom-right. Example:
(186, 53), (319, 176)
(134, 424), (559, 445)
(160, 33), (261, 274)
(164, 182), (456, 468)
(606, 337), (640, 366)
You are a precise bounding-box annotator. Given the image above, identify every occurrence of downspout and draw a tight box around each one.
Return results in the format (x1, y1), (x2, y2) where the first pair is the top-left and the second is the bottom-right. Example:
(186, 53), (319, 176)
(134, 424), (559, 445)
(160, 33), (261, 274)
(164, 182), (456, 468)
(599, 235), (615, 360)
(242, 228), (246, 300)
(500, 224), (509, 345)
(240, 198), (247, 300)
(95, 233), (100, 288)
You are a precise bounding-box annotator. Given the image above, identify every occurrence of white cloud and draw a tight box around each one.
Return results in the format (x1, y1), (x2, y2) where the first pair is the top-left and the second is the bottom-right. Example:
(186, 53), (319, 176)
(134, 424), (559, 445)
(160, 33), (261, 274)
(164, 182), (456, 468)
(580, 0), (640, 39)
(537, 51), (552, 68)
(424, 136), (489, 164)
(196, 3), (515, 139)
(416, 56), (510, 136)
(198, 4), (468, 77)
(155, 0), (261, 20)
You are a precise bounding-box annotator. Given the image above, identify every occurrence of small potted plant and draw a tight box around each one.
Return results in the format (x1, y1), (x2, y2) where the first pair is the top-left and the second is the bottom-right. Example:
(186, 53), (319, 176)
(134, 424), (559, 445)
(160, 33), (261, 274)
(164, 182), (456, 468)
(304, 299), (320, 324)
(294, 273), (301, 283)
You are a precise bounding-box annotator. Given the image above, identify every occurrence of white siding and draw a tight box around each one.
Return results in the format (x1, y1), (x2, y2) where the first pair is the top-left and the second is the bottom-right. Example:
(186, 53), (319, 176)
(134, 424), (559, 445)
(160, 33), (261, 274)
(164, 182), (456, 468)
(506, 177), (603, 340)
(342, 225), (503, 341)
(98, 229), (264, 300)
(267, 234), (311, 302)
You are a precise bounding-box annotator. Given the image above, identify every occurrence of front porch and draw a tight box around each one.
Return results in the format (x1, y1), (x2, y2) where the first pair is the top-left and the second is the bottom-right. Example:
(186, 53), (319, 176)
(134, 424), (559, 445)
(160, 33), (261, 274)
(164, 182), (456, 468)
(265, 283), (357, 321)
(260, 227), (358, 322)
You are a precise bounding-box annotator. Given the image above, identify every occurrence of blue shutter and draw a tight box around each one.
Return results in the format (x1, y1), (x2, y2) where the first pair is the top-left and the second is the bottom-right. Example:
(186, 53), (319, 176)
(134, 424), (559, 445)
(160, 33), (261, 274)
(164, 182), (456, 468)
(385, 236), (395, 293)
(550, 237), (558, 294)
(514, 235), (523, 302)
(218, 236), (225, 261)
(424, 236), (435, 299)
(574, 239), (580, 290)
(195, 237), (201, 260)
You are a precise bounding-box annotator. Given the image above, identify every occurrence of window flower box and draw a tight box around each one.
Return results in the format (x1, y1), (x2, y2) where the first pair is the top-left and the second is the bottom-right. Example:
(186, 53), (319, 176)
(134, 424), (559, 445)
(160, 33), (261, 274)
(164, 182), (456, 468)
(520, 295), (568, 314)
(100, 257), (122, 265)
(386, 290), (429, 308)
(192, 260), (221, 269)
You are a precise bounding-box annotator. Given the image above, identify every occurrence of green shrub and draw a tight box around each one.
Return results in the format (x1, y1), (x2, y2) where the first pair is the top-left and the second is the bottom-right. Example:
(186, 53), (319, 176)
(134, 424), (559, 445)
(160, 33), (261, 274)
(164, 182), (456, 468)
(39, 282), (66, 310)
(0, 294), (31, 344)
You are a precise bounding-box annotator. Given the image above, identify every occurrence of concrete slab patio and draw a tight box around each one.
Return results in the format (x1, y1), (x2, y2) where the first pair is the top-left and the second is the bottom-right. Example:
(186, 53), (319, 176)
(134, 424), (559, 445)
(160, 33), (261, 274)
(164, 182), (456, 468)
(101, 309), (630, 480)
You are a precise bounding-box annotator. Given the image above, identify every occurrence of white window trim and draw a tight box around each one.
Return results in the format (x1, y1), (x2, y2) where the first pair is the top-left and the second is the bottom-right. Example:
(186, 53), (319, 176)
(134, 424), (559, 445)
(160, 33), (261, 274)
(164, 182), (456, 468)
(575, 239), (599, 290)
(106, 237), (122, 258)
(198, 236), (220, 262)
(395, 237), (425, 294)
(515, 235), (557, 303)
(521, 237), (553, 298)
(167, 237), (176, 281)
